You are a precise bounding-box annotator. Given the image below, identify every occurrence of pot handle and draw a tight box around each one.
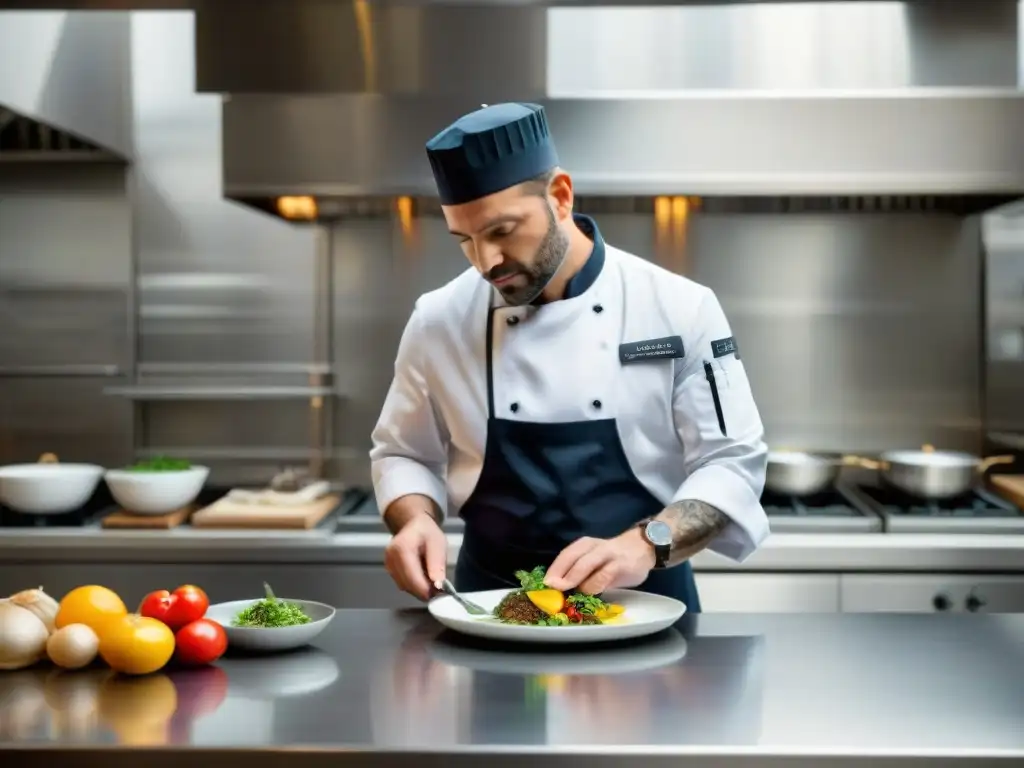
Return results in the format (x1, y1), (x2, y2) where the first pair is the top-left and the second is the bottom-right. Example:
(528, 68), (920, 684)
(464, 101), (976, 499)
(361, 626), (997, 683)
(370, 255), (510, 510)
(841, 455), (886, 470)
(977, 455), (1015, 474)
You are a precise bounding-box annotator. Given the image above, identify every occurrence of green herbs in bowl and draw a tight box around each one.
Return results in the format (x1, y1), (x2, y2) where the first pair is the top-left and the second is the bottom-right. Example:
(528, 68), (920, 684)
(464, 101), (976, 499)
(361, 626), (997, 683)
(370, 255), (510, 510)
(233, 583), (312, 628)
(206, 583), (336, 653)
(127, 456), (193, 472)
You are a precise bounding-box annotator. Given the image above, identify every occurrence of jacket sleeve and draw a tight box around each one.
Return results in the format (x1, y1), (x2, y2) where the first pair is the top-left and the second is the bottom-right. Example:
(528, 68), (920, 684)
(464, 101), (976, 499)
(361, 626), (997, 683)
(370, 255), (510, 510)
(370, 305), (450, 519)
(670, 288), (769, 561)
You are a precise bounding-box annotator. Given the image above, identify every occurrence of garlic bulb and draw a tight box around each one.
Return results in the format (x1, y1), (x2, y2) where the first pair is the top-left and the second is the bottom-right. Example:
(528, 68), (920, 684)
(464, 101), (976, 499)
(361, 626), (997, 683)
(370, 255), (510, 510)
(47, 624), (99, 670)
(0, 602), (49, 670)
(5, 587), (59, 634)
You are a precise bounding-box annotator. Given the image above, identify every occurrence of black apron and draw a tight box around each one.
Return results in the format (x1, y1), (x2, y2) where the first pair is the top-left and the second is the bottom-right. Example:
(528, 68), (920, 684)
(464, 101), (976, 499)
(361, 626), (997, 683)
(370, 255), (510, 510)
(454, 305), (702, 612)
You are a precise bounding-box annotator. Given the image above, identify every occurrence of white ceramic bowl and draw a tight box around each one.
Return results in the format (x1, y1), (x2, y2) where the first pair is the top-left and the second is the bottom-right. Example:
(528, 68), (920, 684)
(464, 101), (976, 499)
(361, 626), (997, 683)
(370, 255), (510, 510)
(103, 465), (209, 515)
(205, 598), (335, 653)
(0, 463), (104, 514)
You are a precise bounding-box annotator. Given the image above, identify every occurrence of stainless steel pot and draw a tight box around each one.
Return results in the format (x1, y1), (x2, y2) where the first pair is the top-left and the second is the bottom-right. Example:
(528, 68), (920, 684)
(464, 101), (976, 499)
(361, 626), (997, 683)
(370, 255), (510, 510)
(853, 446), (1014, 500)
(765, 451), (857, 496)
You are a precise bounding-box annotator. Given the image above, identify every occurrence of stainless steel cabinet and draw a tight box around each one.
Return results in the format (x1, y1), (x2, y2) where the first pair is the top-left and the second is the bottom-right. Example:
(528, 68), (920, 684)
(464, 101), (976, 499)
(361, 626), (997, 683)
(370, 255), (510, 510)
(840, 574), (1024, 613)
(696, 573), (841, 612)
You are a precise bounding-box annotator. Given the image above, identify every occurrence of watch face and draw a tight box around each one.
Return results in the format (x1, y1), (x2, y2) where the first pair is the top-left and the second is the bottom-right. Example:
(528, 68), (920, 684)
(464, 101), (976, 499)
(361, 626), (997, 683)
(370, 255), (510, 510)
(645, 520), (672, 547)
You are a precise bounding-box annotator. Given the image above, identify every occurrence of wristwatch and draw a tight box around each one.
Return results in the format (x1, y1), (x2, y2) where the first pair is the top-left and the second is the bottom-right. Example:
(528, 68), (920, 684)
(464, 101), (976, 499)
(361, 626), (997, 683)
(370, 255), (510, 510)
(638, 518), (672, 569)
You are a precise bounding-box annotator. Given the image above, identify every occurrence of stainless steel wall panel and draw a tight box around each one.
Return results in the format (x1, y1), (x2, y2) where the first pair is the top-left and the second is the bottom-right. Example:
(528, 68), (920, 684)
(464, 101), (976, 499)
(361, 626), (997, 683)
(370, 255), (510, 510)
(0, 376), (132, 467)
(131, 12), (317, 369)
(0, 163), (131, 368)
(688, 213), (983, 453)
(0, 161), (133, 469)
(128, 12), (323, 483)
(548, 1), (1019, 94)
(329, 210), (984, 486)
(983, 211), (1024, 436)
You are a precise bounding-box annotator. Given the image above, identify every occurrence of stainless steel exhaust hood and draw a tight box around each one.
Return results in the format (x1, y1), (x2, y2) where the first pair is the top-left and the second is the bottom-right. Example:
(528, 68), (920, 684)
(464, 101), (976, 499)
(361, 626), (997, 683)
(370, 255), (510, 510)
(0, 11), (132, 162)
(203, 1), (1024, 220)
(222, 90), (1024, 218)
(0, 105), (124, 163)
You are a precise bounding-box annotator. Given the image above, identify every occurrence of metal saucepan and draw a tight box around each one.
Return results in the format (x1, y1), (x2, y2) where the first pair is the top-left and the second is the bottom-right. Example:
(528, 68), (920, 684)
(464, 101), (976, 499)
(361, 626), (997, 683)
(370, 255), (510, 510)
(765, 450), (860, 496)
(850, 445), (1015, 500)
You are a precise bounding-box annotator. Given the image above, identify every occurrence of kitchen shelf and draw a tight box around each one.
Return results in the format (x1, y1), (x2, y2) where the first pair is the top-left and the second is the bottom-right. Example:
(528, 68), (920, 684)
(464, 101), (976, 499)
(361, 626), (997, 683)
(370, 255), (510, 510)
(104, 385), (338, 400)
(134, 446), (364, 461)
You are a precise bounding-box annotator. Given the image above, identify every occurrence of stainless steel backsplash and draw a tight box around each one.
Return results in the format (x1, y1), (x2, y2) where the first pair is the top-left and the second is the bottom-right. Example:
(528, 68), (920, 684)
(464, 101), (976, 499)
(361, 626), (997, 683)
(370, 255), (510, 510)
(328, 211), (983, 489)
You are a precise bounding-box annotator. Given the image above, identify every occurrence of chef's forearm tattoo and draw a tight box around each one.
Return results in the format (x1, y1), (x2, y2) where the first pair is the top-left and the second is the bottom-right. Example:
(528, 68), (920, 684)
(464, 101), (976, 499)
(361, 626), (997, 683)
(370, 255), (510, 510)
(656, 500), (730, 566)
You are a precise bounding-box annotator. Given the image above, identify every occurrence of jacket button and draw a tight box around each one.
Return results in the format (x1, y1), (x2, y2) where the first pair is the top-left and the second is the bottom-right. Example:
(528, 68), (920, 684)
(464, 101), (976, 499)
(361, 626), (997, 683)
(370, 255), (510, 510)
(592, 399), (602, 409)
(506, 315), (519, 326)
(592, 304), (603, 313)
(510, 402), (519, 413)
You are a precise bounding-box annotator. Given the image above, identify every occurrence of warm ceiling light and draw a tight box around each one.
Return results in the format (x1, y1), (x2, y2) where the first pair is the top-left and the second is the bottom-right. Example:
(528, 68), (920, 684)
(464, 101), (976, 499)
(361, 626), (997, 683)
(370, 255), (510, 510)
(277, 196), (318, 221)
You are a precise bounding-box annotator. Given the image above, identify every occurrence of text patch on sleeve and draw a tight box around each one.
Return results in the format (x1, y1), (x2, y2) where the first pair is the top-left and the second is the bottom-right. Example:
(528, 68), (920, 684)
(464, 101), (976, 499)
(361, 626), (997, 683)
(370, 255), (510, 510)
(710, 336), (739, 359)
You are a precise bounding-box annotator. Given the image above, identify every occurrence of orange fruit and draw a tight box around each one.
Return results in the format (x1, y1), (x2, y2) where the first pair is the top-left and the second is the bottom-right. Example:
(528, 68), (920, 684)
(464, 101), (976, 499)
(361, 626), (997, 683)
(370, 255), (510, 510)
(98, 614), (175, 676)
(56, 586), (127, 633)
(526, 589), (565, 616)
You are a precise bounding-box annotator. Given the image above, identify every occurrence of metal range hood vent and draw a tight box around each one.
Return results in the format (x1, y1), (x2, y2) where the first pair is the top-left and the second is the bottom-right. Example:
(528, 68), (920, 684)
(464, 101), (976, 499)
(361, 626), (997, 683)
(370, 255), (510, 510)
(0, 105), (123, 163)
(236, 194), (1024, 224)
(205, 2), (1024, 219)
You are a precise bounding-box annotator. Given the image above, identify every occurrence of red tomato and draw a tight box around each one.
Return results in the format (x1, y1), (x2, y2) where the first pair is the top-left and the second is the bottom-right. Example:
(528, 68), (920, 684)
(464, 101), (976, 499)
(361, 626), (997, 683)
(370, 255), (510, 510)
(139, 585), (210, 631)
(174, 618), (227, 667)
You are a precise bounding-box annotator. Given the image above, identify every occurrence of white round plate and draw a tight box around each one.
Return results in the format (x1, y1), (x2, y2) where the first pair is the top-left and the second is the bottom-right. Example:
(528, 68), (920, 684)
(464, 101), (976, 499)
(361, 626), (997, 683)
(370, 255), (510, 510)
(430, 627), (687, 674)
(427, 588), (686, 644)
(206, 598), (335, 652)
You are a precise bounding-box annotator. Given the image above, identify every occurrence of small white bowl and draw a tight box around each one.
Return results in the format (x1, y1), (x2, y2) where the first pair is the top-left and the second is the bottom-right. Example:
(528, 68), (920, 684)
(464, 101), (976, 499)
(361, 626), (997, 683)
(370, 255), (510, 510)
(205, 598), (335, 653)
(0, 463), (104, 514)
(103, 465), (209, 515)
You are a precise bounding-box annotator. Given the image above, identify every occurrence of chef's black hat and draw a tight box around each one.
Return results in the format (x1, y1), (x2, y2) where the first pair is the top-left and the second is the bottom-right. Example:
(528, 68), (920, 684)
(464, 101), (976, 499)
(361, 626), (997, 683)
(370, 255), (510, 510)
(425, 103), (559, 205)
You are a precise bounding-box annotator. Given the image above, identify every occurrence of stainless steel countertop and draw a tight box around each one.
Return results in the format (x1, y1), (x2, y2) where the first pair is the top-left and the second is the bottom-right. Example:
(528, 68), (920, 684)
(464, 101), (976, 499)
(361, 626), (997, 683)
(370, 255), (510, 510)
(2, 611), (1023, 768)
(1, 525), (1024, 572)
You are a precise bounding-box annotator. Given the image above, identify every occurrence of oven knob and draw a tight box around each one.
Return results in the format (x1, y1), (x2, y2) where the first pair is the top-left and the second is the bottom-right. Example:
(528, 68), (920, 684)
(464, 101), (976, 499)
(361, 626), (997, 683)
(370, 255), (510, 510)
(932, 594), (951, 611)
(965, 593), (987, 613)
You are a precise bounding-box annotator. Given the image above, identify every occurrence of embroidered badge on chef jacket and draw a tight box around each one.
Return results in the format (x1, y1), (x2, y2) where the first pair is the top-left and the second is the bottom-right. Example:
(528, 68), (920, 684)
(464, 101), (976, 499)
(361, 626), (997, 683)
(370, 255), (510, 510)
(711, 336), (739, 359)
(619, 335), (685, 364)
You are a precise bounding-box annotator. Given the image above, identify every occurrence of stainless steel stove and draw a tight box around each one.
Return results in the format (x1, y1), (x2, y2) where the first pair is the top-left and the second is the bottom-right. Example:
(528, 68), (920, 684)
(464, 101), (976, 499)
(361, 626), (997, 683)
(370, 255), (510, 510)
(761, 486), (883, 533)
(844, 483), (1024, 534)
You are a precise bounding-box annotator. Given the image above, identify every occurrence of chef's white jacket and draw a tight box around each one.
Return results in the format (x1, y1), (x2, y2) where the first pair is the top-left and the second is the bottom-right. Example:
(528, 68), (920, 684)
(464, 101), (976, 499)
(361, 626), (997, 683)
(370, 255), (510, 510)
(370, 244), (770, 562)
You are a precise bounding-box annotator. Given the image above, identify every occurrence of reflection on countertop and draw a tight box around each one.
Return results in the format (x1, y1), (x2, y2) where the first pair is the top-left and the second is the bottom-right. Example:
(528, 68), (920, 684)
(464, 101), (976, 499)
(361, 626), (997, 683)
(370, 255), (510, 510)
(2, 611), (1024, 766)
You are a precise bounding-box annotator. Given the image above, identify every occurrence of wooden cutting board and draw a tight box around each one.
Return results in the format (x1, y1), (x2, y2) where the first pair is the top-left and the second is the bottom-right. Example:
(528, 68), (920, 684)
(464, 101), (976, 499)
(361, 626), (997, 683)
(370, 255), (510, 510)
(102, 506), (193, 529)
(988, 475), (1024, 510)
(189, 494), (340, 529)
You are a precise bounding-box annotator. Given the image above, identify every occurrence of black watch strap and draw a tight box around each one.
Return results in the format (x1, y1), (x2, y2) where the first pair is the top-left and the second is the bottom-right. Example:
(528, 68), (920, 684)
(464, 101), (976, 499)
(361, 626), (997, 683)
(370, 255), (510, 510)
(639, 519), (671, 569)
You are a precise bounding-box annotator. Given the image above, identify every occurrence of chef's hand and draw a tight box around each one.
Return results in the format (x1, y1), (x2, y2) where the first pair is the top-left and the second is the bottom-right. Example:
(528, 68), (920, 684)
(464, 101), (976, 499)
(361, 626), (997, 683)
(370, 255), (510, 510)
(544, 527), (655, 595)
(383, 501), (447, 601)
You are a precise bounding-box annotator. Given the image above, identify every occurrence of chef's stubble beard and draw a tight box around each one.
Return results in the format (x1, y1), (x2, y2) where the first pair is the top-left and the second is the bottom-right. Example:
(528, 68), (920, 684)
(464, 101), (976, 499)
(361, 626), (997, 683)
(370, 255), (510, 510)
(497, 203), (570, 306)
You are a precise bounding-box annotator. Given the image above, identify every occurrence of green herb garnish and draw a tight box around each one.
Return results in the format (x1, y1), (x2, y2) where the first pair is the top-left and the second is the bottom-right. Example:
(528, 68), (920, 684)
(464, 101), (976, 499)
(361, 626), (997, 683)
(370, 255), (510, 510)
(513, 566), (548, 592)
(232, 582), (311, 628)
(128, 456), (192, 472)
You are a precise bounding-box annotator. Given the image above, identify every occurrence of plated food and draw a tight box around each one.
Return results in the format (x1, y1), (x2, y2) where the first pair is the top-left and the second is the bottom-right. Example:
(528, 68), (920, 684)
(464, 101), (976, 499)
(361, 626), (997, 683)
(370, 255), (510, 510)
(428, 570), (686, 645)
(494, 567), (625, 627)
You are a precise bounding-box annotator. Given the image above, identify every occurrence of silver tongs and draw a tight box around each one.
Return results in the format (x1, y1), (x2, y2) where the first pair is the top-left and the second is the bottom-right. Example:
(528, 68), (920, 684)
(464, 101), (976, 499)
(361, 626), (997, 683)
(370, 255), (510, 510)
(434, 578), (488, 616)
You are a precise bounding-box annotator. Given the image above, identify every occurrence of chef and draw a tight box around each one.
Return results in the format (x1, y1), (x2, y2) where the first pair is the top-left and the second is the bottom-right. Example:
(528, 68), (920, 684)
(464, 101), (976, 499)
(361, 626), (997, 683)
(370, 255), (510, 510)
(371, 103), (769, 611)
